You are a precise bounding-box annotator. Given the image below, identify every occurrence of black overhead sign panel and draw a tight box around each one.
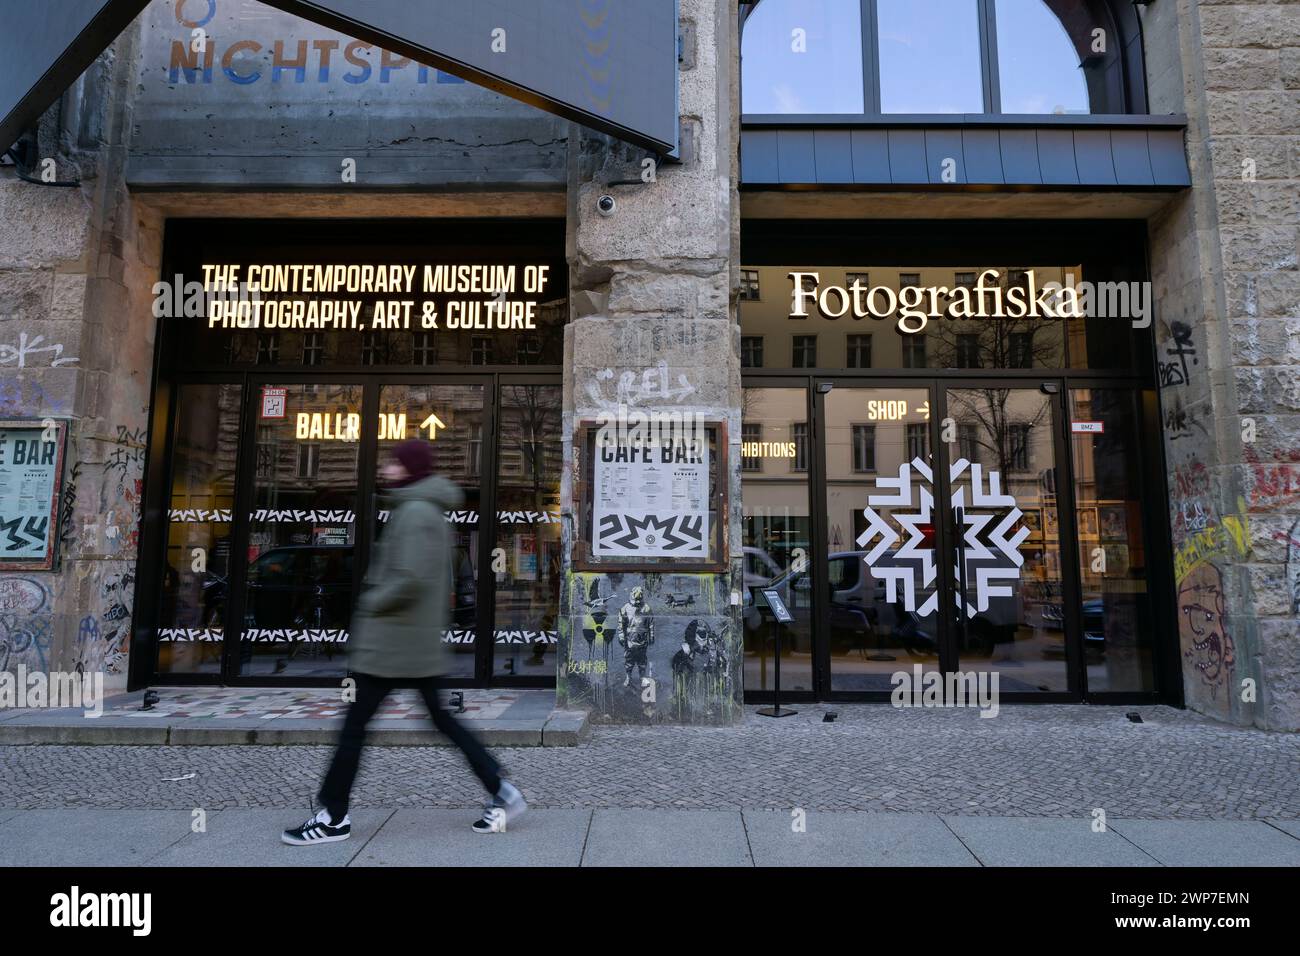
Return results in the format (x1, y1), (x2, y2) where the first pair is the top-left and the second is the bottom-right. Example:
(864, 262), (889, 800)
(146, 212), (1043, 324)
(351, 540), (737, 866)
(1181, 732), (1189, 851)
(1, 0), (680, 157)
(0, 0), (151, 157)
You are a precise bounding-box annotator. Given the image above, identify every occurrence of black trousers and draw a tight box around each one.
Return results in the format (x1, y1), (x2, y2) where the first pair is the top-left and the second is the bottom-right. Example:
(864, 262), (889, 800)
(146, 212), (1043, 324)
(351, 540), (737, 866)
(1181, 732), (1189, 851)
(318, 672), (502, 820)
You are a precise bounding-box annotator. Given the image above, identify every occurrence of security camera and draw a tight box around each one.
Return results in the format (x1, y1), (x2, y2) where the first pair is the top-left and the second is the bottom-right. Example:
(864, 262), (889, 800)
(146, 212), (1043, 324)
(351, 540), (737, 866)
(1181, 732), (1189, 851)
(596, 194), (616, 217)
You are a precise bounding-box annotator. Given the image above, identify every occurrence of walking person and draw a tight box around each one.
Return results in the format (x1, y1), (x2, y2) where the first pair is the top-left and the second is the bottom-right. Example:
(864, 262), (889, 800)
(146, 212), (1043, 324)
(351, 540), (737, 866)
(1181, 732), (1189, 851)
(283, 439), (526, 845)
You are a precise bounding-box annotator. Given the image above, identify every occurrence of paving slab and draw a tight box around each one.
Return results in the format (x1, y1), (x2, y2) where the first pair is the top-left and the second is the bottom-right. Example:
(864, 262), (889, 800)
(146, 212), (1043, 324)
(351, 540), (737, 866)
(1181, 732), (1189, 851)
(352, 809), (590, 866)
(1110, 819), (1300, 867)
(0, 809), (195, 866)
(582, 809), (752, 867)
(942, 816), (1160, 866)
(145, 809), (390, 867)
(0, 808), (24, 826)
(745, 810), (979, 866)
(1266, 819), (1300, 841)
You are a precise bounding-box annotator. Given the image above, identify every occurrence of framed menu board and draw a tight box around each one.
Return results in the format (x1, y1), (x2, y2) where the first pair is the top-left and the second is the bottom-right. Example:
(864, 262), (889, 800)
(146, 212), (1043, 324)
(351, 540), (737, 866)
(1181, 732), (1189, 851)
(0, 419), (68, 570)
(574, 418), (727, 572)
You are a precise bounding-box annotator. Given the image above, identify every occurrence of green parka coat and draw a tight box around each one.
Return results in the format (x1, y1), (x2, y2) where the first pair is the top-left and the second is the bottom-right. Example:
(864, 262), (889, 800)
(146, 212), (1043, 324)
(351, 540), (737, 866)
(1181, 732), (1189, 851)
(347, 474), (464, 678)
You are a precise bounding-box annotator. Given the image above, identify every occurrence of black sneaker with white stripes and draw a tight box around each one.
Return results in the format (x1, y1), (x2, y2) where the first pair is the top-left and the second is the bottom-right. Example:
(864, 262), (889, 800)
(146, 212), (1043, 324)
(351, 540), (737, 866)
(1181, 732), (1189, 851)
(471, 780), (527, 833)
(282, 809), (352, 845)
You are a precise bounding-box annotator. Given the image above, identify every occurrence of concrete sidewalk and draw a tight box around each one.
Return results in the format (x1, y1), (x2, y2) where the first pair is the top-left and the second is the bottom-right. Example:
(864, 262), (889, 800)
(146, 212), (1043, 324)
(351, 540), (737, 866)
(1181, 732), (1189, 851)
(0, 808), (1296, 866)
(0, 688), (589, 747)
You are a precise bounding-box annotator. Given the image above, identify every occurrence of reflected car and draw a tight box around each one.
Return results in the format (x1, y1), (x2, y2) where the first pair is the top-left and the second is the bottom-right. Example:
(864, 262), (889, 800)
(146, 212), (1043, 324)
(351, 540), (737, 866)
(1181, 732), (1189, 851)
(243, 545), (354, 629)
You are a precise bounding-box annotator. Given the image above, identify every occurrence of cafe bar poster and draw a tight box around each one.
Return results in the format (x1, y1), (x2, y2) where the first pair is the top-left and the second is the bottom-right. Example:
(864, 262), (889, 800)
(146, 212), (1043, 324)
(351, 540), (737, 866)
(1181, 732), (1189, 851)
(592, 430), (709, 559)
(0, 420), (67, 570)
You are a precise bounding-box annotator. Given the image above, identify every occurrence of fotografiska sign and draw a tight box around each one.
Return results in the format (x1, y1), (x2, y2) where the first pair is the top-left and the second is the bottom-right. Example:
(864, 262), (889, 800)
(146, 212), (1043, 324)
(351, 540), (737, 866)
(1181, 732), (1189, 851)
(789, 269), (1152, 333)
(1, 0), (679, 155)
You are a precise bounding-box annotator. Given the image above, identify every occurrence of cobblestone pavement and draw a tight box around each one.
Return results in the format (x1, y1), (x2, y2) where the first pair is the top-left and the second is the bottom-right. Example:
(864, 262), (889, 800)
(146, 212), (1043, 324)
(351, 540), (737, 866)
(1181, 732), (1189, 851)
(2, 704), (1297, 819)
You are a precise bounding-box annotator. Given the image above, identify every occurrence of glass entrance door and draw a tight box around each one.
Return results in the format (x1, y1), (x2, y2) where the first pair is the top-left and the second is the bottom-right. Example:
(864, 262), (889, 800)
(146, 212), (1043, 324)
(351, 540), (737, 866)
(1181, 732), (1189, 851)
(939, 386), (1073, 694)
(812, 379), (1079, 698)
(152, 374), (561, 686)
(820, 385), (941, 692)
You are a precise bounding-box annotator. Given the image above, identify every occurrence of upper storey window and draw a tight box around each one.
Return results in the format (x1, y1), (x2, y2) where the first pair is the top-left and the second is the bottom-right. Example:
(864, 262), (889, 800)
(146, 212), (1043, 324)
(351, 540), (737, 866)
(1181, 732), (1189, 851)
(742, 0), (1129, 116)
(741, 0), (865, 113)
(877, 0), (984, 113)
(995, 0), (1091, 114)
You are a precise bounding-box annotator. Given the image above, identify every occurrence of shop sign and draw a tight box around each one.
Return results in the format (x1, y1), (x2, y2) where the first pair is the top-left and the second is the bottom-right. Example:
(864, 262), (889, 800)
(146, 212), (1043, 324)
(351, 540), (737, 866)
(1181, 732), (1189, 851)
(0, 419), (68, 571)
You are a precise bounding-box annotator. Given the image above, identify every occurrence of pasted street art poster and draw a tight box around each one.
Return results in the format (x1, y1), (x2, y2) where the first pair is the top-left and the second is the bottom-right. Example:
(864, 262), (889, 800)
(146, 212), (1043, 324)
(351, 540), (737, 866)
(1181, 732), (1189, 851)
(591, 428), (710, 560)
(0, 420), (67, 570)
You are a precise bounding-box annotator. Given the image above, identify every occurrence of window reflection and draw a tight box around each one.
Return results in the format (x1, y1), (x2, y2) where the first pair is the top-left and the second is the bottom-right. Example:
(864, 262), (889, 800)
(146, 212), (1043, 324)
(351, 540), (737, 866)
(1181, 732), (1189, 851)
(878, 0), (983, 113)
(996, 0), (1090, 114)
(741, 388), (815, 692)
(741, 0), (864, 113)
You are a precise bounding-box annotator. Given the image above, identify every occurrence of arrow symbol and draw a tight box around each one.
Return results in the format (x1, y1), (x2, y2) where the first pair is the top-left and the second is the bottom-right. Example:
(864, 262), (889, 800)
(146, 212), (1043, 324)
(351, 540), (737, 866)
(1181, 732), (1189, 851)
(420, 413), (446, 439)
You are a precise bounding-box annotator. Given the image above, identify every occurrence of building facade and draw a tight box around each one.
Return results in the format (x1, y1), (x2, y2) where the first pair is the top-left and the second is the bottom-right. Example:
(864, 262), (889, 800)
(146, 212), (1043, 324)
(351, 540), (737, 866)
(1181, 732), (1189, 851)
(0, 0), (1296, 729)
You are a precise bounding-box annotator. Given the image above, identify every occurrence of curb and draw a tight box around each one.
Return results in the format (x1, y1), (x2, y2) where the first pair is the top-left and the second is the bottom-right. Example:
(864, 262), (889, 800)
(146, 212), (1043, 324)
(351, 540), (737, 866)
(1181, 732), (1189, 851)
(0, 711), (590, 747)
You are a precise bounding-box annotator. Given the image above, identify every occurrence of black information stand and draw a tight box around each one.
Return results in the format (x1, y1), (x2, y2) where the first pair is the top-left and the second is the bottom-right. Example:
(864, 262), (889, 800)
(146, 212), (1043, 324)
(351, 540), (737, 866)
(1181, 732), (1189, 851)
(756, 587), (797, 718)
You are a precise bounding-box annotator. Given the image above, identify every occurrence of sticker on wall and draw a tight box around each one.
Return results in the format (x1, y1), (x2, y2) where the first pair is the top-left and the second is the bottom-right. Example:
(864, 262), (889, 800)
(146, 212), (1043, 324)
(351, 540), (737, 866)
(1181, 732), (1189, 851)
(260, 387), (287, 419)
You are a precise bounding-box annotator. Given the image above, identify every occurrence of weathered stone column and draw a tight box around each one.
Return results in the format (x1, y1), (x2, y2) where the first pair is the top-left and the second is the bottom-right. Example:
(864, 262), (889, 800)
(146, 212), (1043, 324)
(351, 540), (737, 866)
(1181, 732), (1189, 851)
(557, 0), (743, 723)
(1, 23), (159, 692)
(1144, 0), (1300, 730)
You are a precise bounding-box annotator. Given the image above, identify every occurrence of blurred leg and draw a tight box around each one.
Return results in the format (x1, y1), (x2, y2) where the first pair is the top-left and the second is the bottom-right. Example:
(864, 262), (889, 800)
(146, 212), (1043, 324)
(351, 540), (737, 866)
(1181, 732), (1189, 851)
(317, 672), (390, 820)
(416, 677), (502, 796)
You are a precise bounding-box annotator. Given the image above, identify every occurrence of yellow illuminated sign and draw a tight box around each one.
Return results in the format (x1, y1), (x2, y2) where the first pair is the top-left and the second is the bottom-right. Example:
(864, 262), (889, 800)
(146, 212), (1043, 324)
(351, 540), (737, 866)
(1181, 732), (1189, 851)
(742, 441), (797, 458)
(201, 262), (552, 332)
(867, 400), (909, 421)
(295, 412), (434, 441)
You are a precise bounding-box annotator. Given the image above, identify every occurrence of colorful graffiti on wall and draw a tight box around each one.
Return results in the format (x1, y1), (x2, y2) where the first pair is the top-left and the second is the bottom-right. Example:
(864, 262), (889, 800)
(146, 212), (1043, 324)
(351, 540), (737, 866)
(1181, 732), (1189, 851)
(1176, 563), (1235, 701)
(561, 570), (741, 723)
(0, 576), (53, 673)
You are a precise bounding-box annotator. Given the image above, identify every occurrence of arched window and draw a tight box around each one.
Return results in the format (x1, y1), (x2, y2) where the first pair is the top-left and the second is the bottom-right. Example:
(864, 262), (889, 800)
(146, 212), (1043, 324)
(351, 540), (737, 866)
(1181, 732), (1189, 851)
(741, 0), (1139, 115)
(995, 0), (1091, 114)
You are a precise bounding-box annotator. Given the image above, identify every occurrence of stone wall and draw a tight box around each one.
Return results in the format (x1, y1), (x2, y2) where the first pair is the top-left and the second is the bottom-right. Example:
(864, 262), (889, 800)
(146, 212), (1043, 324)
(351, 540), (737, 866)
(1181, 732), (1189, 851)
(1144, 0), (1300, 730)
(1, 25), (158, 692)
(556, 0), (743, 723)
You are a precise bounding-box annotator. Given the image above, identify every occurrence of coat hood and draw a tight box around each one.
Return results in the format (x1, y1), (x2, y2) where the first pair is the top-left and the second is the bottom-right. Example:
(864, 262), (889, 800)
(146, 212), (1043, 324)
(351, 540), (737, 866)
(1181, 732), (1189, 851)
(385, 474), (465, 510)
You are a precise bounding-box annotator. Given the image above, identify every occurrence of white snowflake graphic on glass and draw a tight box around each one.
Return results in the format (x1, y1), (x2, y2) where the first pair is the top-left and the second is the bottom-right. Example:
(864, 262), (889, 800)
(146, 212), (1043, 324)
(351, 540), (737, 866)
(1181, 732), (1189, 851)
(856, 457), (1029, 617)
